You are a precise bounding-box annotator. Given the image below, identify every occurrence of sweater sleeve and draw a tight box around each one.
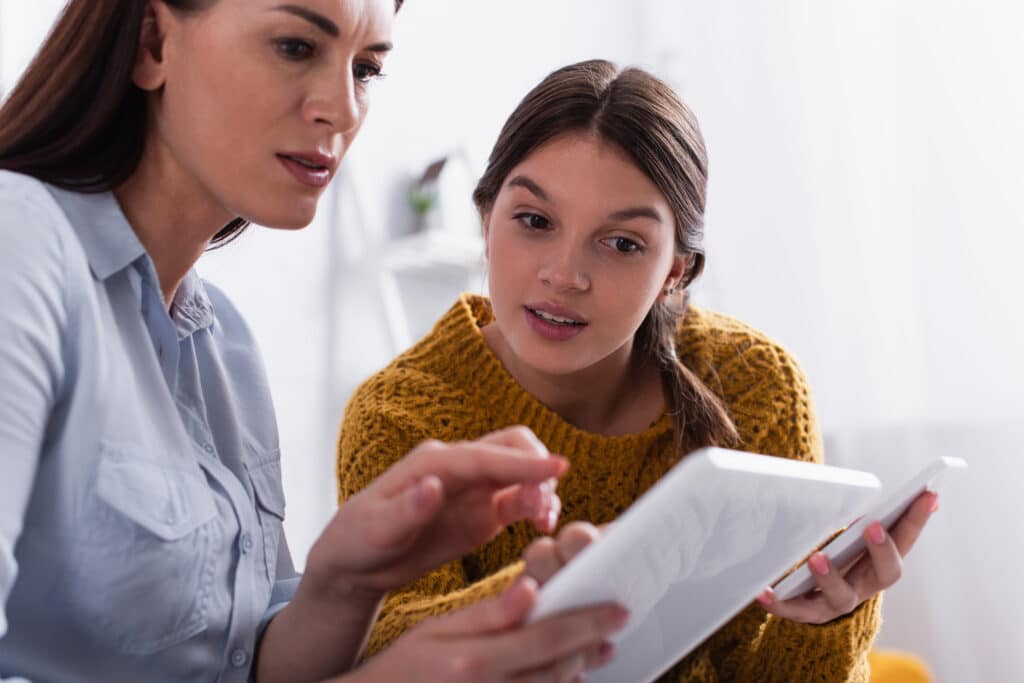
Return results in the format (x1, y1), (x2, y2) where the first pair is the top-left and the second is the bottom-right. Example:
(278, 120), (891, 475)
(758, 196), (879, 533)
(704, 338), (882, 683)
(335, 383), (524, 659)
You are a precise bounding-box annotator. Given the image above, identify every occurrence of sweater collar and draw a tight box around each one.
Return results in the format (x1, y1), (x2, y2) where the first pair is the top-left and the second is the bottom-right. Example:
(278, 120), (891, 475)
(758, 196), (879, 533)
(429, 294), (672, 453)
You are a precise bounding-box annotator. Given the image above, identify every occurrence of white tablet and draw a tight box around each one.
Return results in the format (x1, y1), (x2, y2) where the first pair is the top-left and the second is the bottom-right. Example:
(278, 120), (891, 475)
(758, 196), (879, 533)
(527, 447), (881, 683)
(771, 455), (967, 601)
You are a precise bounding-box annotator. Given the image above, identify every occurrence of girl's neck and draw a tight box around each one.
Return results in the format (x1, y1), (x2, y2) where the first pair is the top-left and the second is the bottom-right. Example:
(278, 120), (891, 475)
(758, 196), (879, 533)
(481, 323), (666, 437)
(114, 137), (235, 310)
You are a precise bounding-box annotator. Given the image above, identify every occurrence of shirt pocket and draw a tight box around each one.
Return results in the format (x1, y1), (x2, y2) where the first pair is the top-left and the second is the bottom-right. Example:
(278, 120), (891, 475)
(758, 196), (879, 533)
(245, 454), (286, 584)
(69, 442), (220, 655)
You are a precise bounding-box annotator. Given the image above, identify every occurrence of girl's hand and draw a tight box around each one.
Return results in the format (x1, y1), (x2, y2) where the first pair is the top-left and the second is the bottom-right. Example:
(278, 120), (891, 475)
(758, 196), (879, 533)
(336, 577), (627, 683)
(522, 521), (603, 585)
(757, 490), (939, 624)
(308, 426), (566, 602)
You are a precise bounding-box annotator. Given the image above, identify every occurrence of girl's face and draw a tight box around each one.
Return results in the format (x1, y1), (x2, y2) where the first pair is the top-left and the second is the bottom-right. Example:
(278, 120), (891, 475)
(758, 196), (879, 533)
(136, 0), (393, 229)
(483, 133), (685, 377)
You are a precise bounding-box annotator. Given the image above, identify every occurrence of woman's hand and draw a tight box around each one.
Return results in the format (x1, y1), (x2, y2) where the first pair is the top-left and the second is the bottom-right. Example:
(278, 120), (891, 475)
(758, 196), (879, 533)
(307, 426), (566, 602)
(335, 577), (627, 683)
(757, 490), (939, 624)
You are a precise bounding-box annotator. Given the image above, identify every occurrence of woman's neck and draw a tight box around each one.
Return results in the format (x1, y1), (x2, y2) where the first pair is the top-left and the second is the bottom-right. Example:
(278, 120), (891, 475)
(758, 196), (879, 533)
(481, 323), (665, 436)
(113, 138), (235, 310)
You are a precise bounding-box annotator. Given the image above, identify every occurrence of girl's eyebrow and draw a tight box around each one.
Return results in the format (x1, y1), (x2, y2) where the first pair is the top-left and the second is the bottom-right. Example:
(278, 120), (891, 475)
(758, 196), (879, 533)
(506, 175), (551, 203)
(608, 206), (663, 223)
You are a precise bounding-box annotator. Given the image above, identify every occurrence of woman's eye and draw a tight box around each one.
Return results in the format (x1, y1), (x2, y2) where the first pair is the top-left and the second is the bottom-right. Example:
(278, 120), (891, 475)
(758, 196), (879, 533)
(276, 38), (315, 60)
(515, 213), (550, 230)
(607, 236), (642, 253)
(354, 62), (385, 84)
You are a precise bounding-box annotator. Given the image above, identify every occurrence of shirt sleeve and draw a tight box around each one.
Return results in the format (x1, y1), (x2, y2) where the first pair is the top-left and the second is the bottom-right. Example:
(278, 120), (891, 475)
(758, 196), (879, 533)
(0, 187), (68, 641)
(256, 532), (301, 642)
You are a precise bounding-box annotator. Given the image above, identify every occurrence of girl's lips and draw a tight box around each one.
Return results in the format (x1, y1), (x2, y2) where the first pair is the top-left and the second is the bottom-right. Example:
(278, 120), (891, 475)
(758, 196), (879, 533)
(277, 154), (333, 188)
(524, 306), (588, 342)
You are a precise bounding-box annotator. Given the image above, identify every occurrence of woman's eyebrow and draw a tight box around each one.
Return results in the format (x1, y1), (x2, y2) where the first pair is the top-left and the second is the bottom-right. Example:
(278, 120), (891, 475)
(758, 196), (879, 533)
(272, 4), (340, 37)
(270, 4), (394, 52)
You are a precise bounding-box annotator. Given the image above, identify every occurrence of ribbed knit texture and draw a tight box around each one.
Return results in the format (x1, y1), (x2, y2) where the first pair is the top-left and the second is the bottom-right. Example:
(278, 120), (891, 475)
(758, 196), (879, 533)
(337, 294), (881, 682)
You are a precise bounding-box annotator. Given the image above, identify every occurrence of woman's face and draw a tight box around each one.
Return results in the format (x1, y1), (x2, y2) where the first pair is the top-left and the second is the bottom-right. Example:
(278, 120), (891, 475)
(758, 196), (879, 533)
(138, 0), (393, 228)
(483, 133), (685, 377)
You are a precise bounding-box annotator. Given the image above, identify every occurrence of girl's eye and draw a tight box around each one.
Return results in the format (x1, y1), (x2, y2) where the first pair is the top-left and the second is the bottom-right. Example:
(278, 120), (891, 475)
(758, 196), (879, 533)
(515, 213), (551, 230)
(606, 236), (643, 254)
(354, 62), (385, 84)
(276, 38), (315, 61)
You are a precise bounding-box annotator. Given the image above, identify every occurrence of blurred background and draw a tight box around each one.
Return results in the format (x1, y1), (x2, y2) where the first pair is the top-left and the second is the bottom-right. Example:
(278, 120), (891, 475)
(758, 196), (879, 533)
(3, 1), (1022, 680)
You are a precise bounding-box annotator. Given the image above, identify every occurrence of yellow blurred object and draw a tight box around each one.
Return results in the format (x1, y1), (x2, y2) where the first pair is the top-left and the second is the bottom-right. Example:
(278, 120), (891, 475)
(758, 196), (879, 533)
(869, 649), (932, 683)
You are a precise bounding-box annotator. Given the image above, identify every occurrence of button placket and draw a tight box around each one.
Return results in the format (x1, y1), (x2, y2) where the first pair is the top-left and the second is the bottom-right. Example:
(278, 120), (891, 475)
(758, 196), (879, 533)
(230, 648), (248, 668)
(239, 532), (253, 554)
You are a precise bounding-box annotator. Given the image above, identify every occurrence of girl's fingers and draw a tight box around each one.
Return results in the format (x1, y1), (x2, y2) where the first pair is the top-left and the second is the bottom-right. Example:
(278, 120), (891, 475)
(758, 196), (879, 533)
(852, 522), (903, 592)
(523, 536), (563, 585)
(554, 522), (601, 564)
(759, 553), (859, 624)
(805, 553), (860, 616)
(887, 491), (937, 556)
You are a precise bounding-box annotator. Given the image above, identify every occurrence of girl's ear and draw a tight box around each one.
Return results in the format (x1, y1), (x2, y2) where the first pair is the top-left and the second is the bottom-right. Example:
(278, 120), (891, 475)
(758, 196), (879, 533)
(132, 1), (176, 92)
(660, 253), (693, 299)
(481, 212), (492, 260)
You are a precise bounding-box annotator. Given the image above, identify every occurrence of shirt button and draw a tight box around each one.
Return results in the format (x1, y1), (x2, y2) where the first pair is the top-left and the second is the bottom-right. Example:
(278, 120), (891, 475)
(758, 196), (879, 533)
(230, 649), (248, 668)
(240, 532), (254, 554)
(202, 442), (215, 454)
(166, 514), (177, 525)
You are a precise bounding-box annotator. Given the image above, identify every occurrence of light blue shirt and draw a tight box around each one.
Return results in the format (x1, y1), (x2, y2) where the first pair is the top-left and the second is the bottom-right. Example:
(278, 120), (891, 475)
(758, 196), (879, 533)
(0, 171), (299, 682)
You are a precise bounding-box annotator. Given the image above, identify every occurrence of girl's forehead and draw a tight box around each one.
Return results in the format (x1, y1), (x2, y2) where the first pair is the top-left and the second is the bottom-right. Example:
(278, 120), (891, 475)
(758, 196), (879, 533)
(505, 136), (669, 208)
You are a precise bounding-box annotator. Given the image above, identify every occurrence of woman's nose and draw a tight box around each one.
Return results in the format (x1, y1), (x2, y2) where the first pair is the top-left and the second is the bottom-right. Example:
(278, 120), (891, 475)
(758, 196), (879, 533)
(302, 68), (361, 134)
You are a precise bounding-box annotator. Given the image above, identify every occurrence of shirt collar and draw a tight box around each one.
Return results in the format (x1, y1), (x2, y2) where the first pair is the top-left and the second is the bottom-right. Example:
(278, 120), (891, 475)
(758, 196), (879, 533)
(46, 185), (216, 338)
(45, 185), (147, 282)
(171, 269), (216, 338)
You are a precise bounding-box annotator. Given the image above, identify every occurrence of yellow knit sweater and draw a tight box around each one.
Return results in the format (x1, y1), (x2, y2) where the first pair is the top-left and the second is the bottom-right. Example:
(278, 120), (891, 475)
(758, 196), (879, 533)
(337, 294), (881, 682)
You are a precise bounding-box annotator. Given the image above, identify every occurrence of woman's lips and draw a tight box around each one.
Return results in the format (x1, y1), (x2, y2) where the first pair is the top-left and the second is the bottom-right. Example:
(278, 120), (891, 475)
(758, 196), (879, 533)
(277, 153), (332, 188)
(524, 306), (588, 342)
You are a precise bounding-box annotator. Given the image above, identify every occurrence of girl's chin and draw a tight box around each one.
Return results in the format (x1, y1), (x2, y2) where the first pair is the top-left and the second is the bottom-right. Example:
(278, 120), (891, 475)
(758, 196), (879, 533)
(511, 342), (596, 377)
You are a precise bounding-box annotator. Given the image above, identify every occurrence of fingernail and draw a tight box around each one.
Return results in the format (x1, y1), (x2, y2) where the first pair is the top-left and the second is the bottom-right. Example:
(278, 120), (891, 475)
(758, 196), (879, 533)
(546, 508), (558, 532)
(611, 606), (630, 628)
(414, 477), (436, 508)
(598, 641), (615, 663)
(809, 553), (830, 576)
(929, 494), (940, 514)
(868, 522), (886, 545)
(756, 590), (773, 607)
(502, 576), (536, 608)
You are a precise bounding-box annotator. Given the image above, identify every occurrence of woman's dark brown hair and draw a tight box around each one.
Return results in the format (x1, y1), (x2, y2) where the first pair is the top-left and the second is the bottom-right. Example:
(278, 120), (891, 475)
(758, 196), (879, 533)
(473, 59), (739, 455)
(0, 0), (403, 246)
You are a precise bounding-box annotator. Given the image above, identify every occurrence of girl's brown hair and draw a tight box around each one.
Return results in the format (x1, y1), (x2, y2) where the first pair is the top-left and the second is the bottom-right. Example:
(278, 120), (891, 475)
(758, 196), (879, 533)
(473, 59), (739, 455)
(0, 0), (403, 247)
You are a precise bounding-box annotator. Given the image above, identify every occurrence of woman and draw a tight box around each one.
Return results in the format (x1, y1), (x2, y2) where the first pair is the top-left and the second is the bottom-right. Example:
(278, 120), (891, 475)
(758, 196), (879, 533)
(0, 2), (626, 681)
(337, 59), (937, 681)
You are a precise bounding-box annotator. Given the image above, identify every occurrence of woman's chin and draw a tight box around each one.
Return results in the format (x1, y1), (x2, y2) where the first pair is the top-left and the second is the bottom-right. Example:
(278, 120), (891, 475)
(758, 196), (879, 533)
(244, 203), (319, 231)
